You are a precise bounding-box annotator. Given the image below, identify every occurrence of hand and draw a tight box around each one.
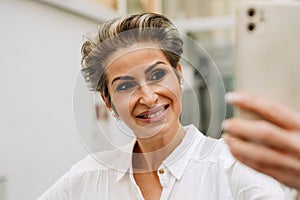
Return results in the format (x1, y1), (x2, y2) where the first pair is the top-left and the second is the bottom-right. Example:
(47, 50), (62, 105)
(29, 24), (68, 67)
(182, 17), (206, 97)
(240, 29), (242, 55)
(222, 92), (300, 193)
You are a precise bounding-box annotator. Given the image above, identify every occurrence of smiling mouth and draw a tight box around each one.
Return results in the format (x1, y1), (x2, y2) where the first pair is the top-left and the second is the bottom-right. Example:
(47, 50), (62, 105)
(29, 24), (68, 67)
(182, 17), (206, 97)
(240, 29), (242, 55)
(136, 105), (169, 119)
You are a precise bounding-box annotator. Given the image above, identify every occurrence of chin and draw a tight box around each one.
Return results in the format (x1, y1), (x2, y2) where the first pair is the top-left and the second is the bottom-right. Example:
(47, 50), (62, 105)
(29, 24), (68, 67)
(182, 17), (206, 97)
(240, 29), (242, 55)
(132, 117), (180, 140)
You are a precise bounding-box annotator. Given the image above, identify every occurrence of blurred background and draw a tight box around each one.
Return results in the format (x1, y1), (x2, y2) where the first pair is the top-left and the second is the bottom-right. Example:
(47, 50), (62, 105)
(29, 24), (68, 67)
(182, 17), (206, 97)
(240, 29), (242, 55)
(0, 0), (236, 199)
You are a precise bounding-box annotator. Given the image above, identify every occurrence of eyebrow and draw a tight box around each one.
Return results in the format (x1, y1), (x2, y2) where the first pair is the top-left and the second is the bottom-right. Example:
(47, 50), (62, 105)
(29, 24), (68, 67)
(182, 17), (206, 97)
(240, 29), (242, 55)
(111, 76), (134, 85)
(144, 61), (166, 75)
(111, 61), (166, 85)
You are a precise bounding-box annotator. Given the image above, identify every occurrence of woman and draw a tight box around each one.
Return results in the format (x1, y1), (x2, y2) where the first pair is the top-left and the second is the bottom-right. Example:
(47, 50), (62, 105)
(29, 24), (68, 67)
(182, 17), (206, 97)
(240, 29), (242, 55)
(38, 13), (289, 199)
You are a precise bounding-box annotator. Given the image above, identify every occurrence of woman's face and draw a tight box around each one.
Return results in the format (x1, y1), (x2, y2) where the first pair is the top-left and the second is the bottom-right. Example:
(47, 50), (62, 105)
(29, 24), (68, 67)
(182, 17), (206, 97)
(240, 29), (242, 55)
(104, 46), (183, 139)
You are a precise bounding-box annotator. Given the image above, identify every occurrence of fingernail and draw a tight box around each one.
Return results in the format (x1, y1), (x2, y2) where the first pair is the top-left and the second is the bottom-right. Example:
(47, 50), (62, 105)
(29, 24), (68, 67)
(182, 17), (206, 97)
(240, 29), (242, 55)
(222, 133), (235, 143)
(225, 92), (240, 103)
(222, 120), (228, 131)
(221, 133), (230, 142)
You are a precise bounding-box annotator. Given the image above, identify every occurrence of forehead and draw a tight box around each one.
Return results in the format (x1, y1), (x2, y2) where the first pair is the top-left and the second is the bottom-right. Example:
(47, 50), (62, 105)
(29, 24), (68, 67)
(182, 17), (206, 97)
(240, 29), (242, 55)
(105, 46), (169, 79)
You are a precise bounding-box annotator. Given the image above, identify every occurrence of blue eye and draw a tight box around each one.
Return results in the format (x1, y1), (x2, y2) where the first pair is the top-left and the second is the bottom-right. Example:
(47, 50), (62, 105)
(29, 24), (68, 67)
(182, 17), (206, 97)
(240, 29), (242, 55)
(116, 82), (136, 91)
(150, 69), (166, 81)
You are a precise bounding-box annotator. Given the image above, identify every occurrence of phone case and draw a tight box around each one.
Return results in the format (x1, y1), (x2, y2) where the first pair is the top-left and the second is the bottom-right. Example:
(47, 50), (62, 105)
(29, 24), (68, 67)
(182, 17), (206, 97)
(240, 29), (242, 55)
(235, 0), (300, 118)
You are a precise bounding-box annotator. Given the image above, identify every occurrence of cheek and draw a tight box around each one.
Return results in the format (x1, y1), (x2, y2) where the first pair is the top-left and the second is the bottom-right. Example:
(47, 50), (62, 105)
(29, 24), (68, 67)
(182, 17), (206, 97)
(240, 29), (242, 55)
(111, 93), (136, 116)
(160, 78), (182, 99)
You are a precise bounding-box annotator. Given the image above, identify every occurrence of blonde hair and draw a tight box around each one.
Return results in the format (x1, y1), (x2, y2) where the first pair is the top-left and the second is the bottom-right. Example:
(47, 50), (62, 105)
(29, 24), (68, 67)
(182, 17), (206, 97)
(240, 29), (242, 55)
(81, 13), (183, 104)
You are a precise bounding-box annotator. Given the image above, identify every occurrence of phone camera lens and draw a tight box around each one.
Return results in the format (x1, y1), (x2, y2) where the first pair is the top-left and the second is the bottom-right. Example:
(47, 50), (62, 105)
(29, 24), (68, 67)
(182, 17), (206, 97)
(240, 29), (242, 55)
(248, 8), (255, 17)
(248, 23), (255, 32)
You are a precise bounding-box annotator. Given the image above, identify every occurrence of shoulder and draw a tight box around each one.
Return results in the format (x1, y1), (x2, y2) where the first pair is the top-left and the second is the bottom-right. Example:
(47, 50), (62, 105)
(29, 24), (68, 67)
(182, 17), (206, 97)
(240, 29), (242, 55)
(68, 145), (131, 178)
(68, 153), (110, 177)
(36, 149), (123, 200)
(192, 131), (236, 166)
(191, 134), (285, 198)
(184, 124), (234, 163)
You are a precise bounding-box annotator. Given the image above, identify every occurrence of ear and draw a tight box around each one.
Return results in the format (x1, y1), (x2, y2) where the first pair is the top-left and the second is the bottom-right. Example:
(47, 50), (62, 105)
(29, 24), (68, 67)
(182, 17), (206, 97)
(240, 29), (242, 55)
(176, 64), (182, 73)
(176, 64), (183, 83)
(101, 93), (120, 119)
(100, 93), (111, 110)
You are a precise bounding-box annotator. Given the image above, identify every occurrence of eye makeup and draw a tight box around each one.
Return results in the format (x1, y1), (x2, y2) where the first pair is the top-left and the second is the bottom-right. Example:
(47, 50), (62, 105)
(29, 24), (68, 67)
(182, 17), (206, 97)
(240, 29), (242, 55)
(111, 61), (171, 93)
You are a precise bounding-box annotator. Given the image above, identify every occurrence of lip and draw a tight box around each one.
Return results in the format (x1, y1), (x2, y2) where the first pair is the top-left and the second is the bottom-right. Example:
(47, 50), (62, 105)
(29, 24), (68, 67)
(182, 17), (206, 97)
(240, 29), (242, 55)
(136, 104), (169, 123)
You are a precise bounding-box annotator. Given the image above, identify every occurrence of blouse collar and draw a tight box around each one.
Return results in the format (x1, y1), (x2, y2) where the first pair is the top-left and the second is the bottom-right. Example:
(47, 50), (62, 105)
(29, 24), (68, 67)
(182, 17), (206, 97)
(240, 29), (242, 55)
(115, 124), (204, 182)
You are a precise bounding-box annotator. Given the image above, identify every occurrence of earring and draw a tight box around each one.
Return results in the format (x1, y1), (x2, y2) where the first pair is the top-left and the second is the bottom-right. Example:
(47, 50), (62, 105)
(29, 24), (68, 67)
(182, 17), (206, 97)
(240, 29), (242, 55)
(111, 110), (120, 120)
(180, 84), (184, 91)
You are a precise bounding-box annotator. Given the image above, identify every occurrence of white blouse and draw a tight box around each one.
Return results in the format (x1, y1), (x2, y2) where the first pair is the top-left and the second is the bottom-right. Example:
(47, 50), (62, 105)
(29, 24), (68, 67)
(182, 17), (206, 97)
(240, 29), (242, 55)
(37, 124), (295, 200)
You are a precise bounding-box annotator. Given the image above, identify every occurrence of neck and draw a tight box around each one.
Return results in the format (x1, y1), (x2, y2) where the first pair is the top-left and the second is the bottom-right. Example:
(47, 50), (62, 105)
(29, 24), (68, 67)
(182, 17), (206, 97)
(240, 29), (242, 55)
(133, 123), (185, 172)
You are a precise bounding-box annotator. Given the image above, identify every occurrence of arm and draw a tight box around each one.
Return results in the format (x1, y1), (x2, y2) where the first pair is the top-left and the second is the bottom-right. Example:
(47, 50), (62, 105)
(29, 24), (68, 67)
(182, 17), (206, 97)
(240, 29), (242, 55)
(222, 92), (300, 197)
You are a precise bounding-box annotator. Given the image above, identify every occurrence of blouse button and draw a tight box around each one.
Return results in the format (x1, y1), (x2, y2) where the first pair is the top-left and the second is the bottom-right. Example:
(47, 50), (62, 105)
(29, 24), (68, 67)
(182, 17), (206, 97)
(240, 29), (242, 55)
(158, 169), (164, 174)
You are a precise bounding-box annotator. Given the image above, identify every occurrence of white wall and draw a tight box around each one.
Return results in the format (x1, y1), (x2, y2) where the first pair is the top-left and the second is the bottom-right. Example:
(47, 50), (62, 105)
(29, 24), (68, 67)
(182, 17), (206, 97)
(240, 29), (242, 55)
(0, 1), (102, 199)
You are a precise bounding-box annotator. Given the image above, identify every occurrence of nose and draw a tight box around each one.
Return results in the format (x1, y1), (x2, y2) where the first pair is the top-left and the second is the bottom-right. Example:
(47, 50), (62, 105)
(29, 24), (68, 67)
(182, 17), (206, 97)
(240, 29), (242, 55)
(138, 84), (158, 107)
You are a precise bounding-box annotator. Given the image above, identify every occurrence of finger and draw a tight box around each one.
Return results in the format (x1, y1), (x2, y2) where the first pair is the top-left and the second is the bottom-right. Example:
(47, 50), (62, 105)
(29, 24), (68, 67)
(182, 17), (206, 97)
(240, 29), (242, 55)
(223, 134), (300, 173)
(242, 160), (300, 190)
(256, 167), (300, 191)
(223, 118), (300, 156)
(227, 135), (300, 190)
(225, 92), (300, 130)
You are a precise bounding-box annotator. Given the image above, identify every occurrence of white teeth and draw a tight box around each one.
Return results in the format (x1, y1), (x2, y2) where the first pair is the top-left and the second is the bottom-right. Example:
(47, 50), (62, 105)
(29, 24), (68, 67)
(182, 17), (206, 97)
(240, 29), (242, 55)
(145, 108), (164, 119)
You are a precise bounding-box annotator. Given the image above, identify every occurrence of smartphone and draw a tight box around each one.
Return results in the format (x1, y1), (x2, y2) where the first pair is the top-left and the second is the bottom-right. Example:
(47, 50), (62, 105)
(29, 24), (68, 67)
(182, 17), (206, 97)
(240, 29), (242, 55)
(235, 0), (300, 118)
